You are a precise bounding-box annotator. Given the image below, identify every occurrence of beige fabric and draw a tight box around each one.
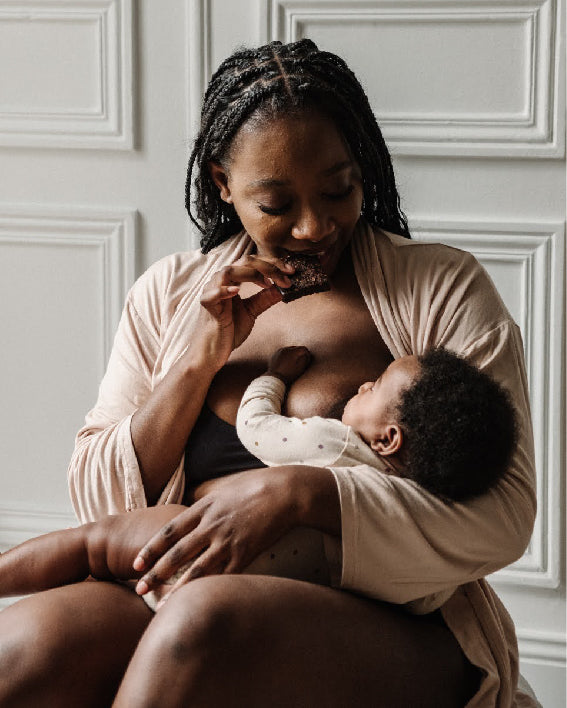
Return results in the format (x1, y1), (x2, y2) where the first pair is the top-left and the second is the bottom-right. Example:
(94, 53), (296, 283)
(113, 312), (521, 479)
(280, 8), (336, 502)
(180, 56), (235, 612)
(68, 220), (537, 707)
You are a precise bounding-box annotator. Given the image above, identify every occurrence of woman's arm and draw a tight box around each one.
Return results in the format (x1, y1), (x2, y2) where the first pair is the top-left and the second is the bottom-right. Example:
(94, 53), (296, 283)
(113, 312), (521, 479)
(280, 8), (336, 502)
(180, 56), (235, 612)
(129, 345), (219, 505)
(68, 249), (293, 520)
(131, 257), (290, 503)
(340, 230), (537, 603)
(329, 321), (535, 604)
(68, 256), (203, 519)
(133, 464), (341, 597)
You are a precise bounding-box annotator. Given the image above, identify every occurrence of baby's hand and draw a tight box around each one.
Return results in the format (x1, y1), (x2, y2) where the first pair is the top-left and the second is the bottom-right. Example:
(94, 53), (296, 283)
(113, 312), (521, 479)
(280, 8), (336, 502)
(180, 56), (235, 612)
(267, 346), (312, 385)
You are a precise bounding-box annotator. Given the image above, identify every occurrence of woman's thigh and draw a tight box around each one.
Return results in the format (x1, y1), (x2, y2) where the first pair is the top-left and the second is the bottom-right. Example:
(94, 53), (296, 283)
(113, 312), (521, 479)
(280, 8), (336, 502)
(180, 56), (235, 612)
(114, 574), (480, 708)
(0, 579), (152, 708)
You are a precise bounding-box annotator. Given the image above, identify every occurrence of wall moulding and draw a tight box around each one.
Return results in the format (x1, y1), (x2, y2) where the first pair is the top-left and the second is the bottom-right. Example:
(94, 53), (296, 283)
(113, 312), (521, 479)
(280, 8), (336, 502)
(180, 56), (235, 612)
(263, 0), (565, 157)
(185, 0), (211, 248)
(410, 219), (564, 588)
(0, 503), (76, 552)
(0, 0), (134, 149)
(518, 629), (567, 667)
(0, 206), (136, 364)
(186, 0), (211, 139)
(0, 207), (136, 604)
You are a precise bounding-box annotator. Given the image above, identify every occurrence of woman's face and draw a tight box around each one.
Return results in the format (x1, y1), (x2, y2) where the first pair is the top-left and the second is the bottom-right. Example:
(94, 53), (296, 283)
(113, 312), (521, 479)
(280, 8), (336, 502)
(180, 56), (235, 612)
(209, 110), (364, 274)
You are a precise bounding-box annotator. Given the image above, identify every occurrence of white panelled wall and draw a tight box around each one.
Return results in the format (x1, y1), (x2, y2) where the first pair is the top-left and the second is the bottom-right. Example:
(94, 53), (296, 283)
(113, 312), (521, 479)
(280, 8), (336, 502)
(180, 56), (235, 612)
(0, 1), (565, 704)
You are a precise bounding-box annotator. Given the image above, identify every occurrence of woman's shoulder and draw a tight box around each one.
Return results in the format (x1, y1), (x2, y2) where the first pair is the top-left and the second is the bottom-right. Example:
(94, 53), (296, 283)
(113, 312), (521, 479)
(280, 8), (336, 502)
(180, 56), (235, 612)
(138, 230), (254, 290)
(376, 228), (479, 272)
(364, 225), (512, 338)
(138, 248), (208, 288)
(372, 227), (487, 296)
(127, 249), (207, 318)
(127, 232), (253, 327)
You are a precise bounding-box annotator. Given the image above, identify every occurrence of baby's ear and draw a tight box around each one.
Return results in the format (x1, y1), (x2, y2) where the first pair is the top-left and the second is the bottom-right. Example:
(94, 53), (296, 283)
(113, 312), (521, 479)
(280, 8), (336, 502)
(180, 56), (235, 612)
(371, 425), (403, 456)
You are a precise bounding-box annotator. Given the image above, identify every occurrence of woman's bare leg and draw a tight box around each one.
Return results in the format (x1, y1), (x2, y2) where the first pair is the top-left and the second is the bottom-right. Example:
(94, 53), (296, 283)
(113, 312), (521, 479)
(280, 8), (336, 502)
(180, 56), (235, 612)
(113, 574), (479, 708)
(0, 580), (152, 708)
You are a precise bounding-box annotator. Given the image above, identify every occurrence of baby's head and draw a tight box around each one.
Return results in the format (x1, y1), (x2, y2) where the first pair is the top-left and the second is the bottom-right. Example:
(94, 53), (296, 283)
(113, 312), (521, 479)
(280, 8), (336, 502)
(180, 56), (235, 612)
(342, 348), (517, 502)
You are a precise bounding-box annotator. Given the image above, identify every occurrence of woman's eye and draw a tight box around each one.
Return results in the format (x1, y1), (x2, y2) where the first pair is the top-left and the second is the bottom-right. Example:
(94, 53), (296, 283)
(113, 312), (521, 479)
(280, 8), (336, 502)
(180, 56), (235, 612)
(324, 185), (354, 201)
(258, 203), (290, 216)
(258, 185), (353, 215)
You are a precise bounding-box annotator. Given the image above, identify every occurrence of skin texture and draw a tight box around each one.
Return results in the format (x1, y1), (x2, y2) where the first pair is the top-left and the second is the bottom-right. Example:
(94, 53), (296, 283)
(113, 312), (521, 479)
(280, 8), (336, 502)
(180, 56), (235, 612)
(209, 111), (364, 276)
(0, 506), (185, 597)
(0, 111), (479, 707)
(269, 346), (421, 465)
(0, 351), (423, 602)
(342, 354), (421, 461)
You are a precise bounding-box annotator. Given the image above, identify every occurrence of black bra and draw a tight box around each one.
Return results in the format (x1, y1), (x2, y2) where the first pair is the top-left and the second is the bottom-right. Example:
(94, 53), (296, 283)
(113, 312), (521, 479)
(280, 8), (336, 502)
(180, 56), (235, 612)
(183, 403), (266, 491)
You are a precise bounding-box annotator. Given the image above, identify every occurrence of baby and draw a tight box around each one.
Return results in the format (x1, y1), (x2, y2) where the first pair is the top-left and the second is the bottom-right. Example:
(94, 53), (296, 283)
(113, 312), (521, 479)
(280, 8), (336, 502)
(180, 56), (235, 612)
(0, 347), (516, 609)
(237, 345), (518, 503)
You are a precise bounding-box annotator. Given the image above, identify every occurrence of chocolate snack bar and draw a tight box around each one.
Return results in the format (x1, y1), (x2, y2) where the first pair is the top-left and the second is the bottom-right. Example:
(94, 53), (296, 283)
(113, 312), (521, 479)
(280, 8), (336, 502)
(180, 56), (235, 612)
(276, 252), (331, 303)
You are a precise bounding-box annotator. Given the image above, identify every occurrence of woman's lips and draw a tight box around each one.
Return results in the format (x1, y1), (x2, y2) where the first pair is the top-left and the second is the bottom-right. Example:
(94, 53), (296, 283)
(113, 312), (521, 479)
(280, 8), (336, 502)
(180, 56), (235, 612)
(283, 244), (334, 263)
(279, 237), (342, 275)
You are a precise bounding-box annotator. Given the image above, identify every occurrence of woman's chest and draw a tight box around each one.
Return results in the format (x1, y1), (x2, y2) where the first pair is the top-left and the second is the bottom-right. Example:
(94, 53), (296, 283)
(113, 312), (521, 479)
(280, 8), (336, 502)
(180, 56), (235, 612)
(207, 283), (392, 423)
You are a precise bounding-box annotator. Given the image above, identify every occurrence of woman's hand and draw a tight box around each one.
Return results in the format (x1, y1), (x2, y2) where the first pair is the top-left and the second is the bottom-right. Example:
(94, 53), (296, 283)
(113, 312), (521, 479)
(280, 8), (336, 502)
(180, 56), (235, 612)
(133, 468), (299, 601)
(196, 255), (295, 371)
(132, 465), (341, 606)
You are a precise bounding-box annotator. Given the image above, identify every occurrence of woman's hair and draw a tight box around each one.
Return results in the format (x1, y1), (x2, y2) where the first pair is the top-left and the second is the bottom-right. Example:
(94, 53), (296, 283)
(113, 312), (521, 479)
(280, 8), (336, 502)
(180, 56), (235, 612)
(397, 348), (518, 503)
(185, 39), (410, 253)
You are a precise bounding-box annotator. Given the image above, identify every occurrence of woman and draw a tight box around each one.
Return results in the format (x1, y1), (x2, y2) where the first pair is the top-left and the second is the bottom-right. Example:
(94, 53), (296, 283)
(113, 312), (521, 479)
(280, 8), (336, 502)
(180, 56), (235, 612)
(0, 39), (536, 707)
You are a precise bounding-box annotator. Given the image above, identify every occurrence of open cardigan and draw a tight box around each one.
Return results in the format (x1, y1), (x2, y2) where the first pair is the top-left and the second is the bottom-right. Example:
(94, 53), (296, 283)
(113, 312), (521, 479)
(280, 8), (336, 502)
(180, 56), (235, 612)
(69, 220), (538, 707)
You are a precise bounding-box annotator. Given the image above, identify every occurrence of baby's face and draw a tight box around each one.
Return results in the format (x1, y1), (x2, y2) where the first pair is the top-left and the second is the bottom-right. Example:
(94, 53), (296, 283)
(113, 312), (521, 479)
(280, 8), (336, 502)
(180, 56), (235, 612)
(341, 355), (420, 445)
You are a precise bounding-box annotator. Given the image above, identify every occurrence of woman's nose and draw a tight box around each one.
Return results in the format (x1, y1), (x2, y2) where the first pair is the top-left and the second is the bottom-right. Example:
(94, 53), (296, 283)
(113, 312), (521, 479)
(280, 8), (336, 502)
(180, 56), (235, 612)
(291, 205), (334, 243)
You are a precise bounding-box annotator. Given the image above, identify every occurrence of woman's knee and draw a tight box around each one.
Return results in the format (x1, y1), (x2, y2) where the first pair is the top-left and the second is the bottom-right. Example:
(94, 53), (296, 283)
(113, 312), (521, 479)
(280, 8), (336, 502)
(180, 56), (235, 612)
(112, 576), (255, 707)
(144, 575), (252, 664)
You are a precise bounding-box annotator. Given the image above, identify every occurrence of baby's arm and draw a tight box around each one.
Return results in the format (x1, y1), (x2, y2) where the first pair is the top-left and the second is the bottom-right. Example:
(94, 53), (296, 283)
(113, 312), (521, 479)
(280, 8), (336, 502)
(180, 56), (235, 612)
(0, 505), (185, 597)
(237, 346), (311, 465)
(237, 346), (353, 468)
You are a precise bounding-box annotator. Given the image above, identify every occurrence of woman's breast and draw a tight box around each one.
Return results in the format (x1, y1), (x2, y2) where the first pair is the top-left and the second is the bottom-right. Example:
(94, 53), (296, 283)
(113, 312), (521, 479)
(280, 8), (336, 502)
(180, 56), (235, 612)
(207, 291), (392, 424)
(282, 361), (372, 419)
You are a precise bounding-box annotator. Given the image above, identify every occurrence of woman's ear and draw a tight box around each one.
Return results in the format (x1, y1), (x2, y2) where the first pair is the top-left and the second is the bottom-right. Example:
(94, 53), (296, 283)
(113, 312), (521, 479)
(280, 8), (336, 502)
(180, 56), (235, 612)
(208, 161), (232, 203)
(370, 425), (403, 457)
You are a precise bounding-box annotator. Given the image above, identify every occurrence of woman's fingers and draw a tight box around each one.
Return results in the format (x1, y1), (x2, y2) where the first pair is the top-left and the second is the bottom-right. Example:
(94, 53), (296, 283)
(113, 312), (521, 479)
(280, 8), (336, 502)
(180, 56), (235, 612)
(199, 284), (240, 310)
(133, 508), (201, 573)
(207, 257), (293, 292)
(235, 254), (295, 288)
(197, 255), (292, 349)
(242, 285), (283, 319)
(135, 530), (209, 595)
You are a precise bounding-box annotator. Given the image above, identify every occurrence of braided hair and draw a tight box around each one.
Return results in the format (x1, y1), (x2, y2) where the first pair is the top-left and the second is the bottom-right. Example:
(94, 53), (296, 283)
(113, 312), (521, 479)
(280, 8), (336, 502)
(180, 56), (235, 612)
(186, 38), (410, 253)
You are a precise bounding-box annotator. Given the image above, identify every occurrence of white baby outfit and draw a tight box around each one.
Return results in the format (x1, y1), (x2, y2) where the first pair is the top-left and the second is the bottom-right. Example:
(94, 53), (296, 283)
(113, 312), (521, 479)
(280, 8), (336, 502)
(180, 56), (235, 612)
(237, 374), (381, 470)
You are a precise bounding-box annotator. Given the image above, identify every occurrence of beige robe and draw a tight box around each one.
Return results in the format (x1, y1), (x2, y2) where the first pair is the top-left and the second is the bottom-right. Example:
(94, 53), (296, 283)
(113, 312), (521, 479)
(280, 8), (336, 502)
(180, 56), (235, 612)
(68, 220), (538, 707)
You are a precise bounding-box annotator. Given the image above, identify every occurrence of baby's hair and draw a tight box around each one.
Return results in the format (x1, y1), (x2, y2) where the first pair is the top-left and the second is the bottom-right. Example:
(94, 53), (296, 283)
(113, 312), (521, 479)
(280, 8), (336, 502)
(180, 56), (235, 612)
(185, 38), (410, 253)
(397, 348), (518, 502)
